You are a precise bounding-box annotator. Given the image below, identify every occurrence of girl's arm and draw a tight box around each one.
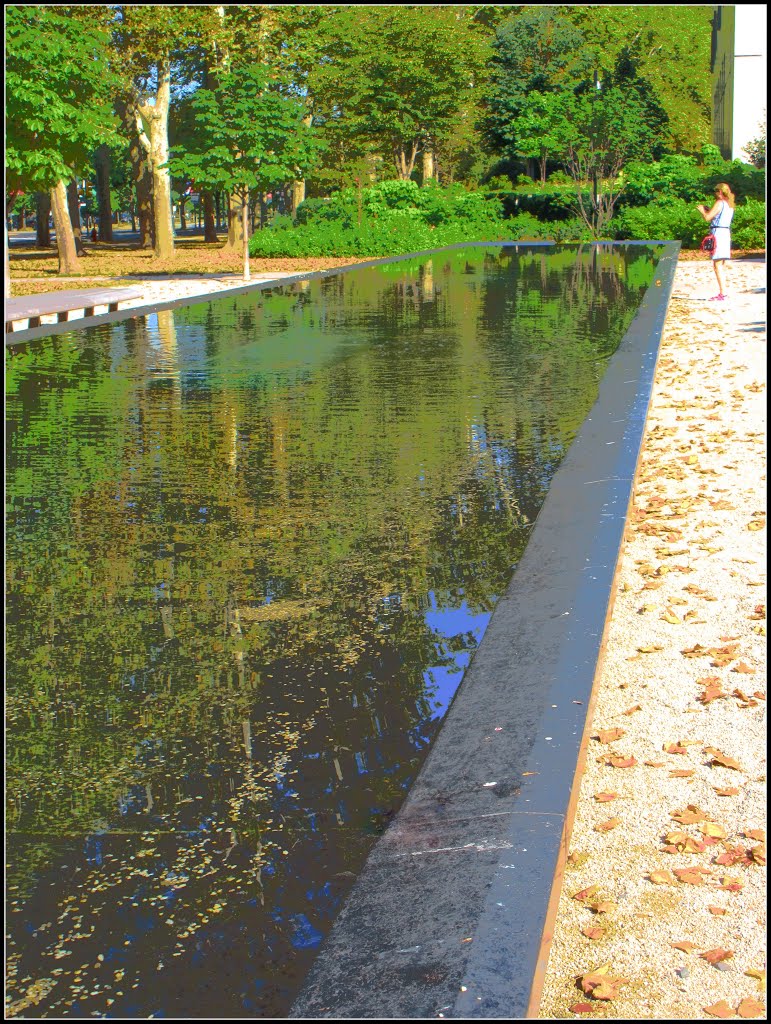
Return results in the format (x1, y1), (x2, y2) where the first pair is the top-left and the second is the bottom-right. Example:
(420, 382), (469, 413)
(697, 201), (722, 222)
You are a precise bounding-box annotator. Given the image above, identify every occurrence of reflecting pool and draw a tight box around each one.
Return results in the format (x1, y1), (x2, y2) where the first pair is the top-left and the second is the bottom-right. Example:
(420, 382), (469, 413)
(6, 244), (664, 1017)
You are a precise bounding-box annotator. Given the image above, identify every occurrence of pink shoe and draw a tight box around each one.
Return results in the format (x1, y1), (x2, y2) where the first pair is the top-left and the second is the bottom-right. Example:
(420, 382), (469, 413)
(709, 294), (726, 301)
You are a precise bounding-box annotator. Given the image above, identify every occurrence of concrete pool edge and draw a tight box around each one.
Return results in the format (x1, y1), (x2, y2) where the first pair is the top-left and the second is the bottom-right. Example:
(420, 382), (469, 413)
(288, 241), (681, 1019)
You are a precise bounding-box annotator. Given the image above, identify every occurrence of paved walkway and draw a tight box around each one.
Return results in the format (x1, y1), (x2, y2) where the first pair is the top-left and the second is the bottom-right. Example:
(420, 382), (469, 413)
(537, 258), (766, 1020)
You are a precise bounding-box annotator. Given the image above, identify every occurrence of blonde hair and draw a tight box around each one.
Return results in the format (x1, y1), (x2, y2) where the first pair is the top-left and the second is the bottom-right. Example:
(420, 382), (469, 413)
(714, 182), (736, 208)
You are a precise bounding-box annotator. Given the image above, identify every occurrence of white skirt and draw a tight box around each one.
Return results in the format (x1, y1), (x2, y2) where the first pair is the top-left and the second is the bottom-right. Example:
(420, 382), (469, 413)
(711, 228), (731, 261)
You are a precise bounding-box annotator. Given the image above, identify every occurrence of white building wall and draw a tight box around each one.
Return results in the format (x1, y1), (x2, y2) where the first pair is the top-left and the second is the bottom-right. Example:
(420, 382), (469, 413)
(733, 5), (766, 161)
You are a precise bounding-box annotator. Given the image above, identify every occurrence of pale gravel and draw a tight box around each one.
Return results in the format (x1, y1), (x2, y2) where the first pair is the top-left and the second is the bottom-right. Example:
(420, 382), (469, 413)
(12, 272), (302, 329)
(536, 258), (767, 1020)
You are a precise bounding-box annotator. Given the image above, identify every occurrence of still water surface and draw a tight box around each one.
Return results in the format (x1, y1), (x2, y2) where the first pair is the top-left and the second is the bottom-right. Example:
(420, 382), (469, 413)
(6, 244), (663, 1017)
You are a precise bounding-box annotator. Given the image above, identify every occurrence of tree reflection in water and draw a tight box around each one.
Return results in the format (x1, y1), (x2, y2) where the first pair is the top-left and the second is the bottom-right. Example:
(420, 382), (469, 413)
(5, 244), (663, 1017)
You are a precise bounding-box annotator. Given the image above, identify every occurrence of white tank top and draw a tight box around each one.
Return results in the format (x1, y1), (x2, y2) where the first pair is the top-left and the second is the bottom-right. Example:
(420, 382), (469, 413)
(711, 200), (734, 228)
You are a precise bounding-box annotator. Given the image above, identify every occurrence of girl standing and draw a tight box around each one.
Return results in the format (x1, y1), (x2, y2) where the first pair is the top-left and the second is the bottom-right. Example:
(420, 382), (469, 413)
(697, 182), (735, 300)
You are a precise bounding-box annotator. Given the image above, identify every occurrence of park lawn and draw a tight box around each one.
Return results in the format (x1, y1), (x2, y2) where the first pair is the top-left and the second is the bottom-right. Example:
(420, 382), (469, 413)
(9, 237), (366, 294)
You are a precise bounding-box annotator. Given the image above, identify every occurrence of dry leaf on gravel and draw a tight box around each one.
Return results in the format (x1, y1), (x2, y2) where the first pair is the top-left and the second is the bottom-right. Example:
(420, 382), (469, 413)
(671, 940), (700, 953)
(700, 948), (734, 965)
(648, 870), (675, 885)
(704, 748), (743, 771)
(572, 885), (600, 903)
(703, 1001), (734, 1019)
(596, 728), (625, 744)
(594, 818), (621, 833)
(737, 998), (766, 1018)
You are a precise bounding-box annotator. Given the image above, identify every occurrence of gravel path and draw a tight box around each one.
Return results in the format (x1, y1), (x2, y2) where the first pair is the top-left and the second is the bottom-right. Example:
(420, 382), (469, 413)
(536, 259), (766, 1020)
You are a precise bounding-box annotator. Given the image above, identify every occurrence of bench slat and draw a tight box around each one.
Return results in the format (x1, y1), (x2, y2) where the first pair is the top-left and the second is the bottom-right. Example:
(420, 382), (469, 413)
(6, 287), (144, 324)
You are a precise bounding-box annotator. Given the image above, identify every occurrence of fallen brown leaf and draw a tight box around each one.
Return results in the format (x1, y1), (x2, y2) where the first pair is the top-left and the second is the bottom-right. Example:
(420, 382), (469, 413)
(703, 1001), (733, 1018)
(749, 843), (766, 865)
(594, 792), (618, 803)
(568, 1002), (595, 1014)
(705, 748), (743, 771)
(595, 818), (621, 833)
(608, 756), (637, 768)
(732, 661), (757, 674)
(649, 870), (675, 885)
(700, 948), (734, 965)
(572, 885), (600, 903)
(701, 822), (727, 839)
(596, 728), (625, 744)
(737, 997), (766, 1018)
(671, 940), (699, 953)
(708, 906), (728, 916)
(581, 926), (605, 940)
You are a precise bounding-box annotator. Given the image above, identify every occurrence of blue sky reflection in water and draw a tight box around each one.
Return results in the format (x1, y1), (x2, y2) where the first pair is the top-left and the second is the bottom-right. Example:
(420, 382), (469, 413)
(5, 244), (663, 1018)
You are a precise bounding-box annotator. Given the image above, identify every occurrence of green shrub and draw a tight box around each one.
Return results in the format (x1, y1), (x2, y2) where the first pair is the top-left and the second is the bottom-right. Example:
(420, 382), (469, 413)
(253, 180), (509, 258)
(612, 198), (705, 246)
(506, 212), (591, 242)
(731, 198), (766, 249)
(612, 195), (766, 249)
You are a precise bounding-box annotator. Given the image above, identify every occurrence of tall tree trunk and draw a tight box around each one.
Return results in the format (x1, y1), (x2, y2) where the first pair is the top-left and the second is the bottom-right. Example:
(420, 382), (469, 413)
(422, 145), (435, 182)
(241, 194), (251, 282)
(94, 144), (114, 242)
(50, 179), (81, 275)
(118, 96), (154, 248)
(394, 142), (420, 181)
(4, 219), (10, 300)
(66, 178), (86, 255)
(134, 60), (174, 259)
(290, 179), (306, 216)
(202, 190), (218, 242)
(35, 192), (51, 247)
(179, 197), (187, 232)
(225, 191), (244, 251)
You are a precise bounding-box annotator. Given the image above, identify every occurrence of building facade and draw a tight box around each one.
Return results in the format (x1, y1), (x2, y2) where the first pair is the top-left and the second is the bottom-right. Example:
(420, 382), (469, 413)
(711, 4), (766, 161)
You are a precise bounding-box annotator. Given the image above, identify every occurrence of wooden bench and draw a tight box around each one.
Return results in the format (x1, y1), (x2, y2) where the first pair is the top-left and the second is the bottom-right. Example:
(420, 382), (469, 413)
(6, 287), (145, 334)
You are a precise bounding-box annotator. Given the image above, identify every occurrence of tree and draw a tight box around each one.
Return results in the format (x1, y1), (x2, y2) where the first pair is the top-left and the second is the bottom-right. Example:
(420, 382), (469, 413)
(564, 5), (712, 153)
(169, 62), (317, 281)
(563, 58), (668, 238)
(113, 5), (219, 260)
(486, 7), (592, 180)
(313, 7), (488, 181)
(6, 5), (118, 274)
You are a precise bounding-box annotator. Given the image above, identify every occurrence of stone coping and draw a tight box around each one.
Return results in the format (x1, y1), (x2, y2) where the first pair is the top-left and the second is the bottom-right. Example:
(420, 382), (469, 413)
(287, 241), (681, 1018)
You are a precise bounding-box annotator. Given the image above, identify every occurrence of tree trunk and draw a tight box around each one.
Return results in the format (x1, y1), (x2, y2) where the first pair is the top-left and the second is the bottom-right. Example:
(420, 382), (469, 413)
(134, 60), (175, 260)
(66, 178), (86, 255)
(225, 191), (245, 251)
(394, 142), (420, 181)
(422, 146), (435, 183)
(179, 197), (187, 232)
(94, 144), (114, 242)
(118, 96), (154, 248)
(291, 179), (306, 216)
(242, 195), (250, 282)
(35, 192), (51, 247)
(4, 219), (10, 300)
(50, 179), (81, 275)
(202, 190), (218, 242)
